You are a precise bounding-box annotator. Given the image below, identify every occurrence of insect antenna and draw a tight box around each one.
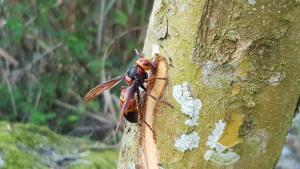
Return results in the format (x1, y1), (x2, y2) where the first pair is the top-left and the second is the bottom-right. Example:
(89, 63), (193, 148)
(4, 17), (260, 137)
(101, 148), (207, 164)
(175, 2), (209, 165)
(134, 49), (144, 58)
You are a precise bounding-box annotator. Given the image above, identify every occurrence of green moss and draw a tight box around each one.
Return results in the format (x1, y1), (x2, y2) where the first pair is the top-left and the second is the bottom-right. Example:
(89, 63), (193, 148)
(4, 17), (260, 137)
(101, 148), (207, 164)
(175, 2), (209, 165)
(242, 95), (255, 108)
(242, 141), (263, 156)
(0, 122), (118, 169)
(68, 151), (117, 169)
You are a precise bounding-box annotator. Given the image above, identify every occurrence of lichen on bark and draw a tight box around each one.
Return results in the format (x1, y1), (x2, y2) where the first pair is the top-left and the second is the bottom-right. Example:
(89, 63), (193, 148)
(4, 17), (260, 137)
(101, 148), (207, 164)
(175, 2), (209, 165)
(118, 0), (300, 169)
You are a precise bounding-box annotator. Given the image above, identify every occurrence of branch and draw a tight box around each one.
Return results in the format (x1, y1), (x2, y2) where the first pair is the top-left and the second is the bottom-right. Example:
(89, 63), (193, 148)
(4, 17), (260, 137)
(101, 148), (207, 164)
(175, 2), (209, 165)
(13, 42), (63, 83)
(0, 48), (18, 66)
(96, 0), (106, 51)
(1, 69), (18, 117)
(53, 99), (113, 125)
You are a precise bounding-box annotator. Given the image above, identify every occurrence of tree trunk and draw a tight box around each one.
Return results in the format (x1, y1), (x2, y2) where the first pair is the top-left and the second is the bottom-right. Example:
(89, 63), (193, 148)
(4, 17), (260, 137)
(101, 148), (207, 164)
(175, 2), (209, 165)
(118, 0), (300, 169)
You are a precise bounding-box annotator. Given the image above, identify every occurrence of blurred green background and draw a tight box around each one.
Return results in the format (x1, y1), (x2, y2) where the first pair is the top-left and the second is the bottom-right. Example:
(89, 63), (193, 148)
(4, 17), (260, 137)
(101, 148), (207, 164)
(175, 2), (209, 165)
(0, 0), (153, 144)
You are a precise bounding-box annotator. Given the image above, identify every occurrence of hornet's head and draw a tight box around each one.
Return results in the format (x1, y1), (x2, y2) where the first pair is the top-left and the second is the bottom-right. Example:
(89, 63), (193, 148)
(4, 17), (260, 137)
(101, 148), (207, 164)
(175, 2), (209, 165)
(134, 49), (155, 71)
(135, 57), (154, 71)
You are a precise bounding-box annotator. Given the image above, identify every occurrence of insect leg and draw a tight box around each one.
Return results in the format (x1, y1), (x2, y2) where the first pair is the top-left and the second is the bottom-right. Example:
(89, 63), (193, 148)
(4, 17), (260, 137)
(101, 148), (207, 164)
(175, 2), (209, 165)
(146, 93), (157, 100)
(137, 89), (141, 103)
(114, 113), (123, 136)
(153, 77), (168, 80)
(141, 83), (159, 101)
(142, 119), (155, 137)
(160, 100), (174, 109)
(137, 107), (156, 137)
(140, 83), (147, 92)
(145, 94), (174, 109)
(145, 77), (168, 83)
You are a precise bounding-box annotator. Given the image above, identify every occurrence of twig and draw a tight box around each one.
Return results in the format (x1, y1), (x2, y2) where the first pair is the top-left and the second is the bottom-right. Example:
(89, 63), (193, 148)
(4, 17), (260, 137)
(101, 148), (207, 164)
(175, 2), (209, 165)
(53, 0), (63, 7)
(1, 69), (18, 117)
(95, 0), (117, 51)
(101, 70), (117, 120)
(104, 0), (117, 16)
(72, 125), (113, 136)
(34, 88), (42, 109)
(111, 94), (121, 112)
(96, 0), (106, 51)
(78, 143), (120, 152)
(13, 42), (63, 83)
(68, 89), (117, 122)
(68, 89), (86, 102)
(24, 42), (62, 72)
(104, 26), (143, 54)
(53, 99), (113, 124)
(86, 112), (113, 124)
(0, 48), (18, 66)
(93, 0), (114, 119)
(87, 143), (120, 151)
(24, 16), (37, 28)
(37, 40), (52, 52)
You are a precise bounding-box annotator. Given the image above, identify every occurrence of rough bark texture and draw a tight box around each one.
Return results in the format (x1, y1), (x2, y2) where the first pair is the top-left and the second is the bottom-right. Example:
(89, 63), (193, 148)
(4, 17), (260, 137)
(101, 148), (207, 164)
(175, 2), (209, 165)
(118, 0), (300, 169)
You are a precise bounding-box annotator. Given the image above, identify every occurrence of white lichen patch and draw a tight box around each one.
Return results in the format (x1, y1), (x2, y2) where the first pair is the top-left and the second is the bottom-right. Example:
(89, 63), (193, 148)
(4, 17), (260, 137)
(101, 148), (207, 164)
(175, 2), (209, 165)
(185, 118), (199, 127)
(268, 72), (284, 86)
(204, 150), (240, 165)
(174, 131), (200, 152)
(207, 120), (226, 149)
(173, 82), (202, 126)
(248, 0), (256, 5)
(215, 143), (227, 153)
(204, 150), (214, 161)
(151, 44), (160, 58)
(204, 120), (240, 165)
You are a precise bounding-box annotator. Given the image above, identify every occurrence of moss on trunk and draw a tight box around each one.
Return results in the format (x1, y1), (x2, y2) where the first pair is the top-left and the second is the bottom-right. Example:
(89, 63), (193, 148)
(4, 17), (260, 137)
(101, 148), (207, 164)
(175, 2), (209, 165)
(118, 0), (300, 168)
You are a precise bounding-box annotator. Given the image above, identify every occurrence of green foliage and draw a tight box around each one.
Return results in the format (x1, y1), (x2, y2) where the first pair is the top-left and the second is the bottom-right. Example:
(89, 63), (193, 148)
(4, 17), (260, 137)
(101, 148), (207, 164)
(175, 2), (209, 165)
(87, 58), (103, 74)
(29, 110), (56, 125)
(115, 10), (128, 26)
(5, 16), (24, 42)
(64, 32), (87, 58)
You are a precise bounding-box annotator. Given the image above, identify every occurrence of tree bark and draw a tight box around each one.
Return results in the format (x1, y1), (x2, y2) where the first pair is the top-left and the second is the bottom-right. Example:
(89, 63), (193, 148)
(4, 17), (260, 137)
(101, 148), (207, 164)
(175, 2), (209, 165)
(118, 0), (300, 169)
